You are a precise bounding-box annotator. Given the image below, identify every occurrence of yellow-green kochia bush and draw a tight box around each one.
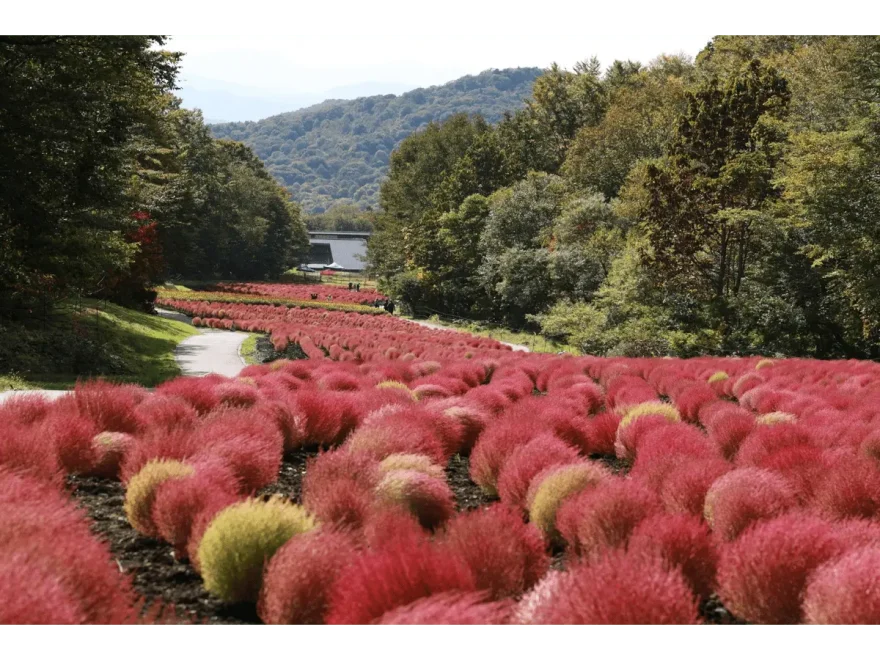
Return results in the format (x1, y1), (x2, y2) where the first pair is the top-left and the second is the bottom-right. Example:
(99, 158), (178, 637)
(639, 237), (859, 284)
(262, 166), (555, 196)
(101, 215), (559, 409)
(707, 371), (729, 384)
(198, 496), (317, 603)
(526, 462), (609, 543)
(124, 459), (194, 537)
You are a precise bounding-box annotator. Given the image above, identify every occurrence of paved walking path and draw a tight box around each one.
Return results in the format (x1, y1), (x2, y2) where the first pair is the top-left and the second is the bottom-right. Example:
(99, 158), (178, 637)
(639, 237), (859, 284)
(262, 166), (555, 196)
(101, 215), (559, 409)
(0, 309), (248, 404)
(155, 307), (248, 378)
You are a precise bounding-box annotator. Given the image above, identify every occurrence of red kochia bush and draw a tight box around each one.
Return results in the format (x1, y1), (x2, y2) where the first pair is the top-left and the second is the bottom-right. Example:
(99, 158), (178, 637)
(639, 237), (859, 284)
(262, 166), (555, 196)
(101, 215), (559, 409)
(717, 513), (843, 624)
(120, 428), (201, 484)
(496, 434), (581, 510)
(361, 509), (429, 549)
(556, 479), (661, 558)
(514, 550), (699, 624)
(258, 528), (360, 624)
(813, 456), (880, 520)
(578, 412), (620, 456)
(133, 395), (198, 434)
(0, 555), (86, 624)
(734, 422), (813, 467)
(191, 408), (284, 493)
(346, 409), (447, 465)
(674, 384), (717, 423)
(375, 470), (455, 530)
(659, 458), (731, 516)
(703, 403), (756, 460)
(374, 592), (512, 625)
(629, 514), (718, 599)
(301, 449), (380, 524)
(757, 445), (828, 503)
(0, 394), (51, 426)
(293, 390), (360, 447)
(803, 546), (880, 624)
(0, 421), (63, 485)
(73, 381), (145, 434)
(151, 459), (240, 556)
(439, 505), (548, 600)
(703, 468), (798, 541)
(629, 424), (717, 491)
(325, 539), (476, 624)
(0, 473), (138, 623)
(155, 376), (222, 414)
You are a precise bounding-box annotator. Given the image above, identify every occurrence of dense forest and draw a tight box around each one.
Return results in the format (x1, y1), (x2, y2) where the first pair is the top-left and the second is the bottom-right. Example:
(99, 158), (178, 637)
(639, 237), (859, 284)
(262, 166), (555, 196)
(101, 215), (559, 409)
(368, 37), (880, 360)
(210, 68), (542, 213)
(0, 36), (309, 316)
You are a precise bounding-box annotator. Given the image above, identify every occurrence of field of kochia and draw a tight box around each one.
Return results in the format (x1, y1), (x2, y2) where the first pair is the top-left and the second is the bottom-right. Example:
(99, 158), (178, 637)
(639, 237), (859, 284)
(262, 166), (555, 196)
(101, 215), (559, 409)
(3, 282), (880, 624)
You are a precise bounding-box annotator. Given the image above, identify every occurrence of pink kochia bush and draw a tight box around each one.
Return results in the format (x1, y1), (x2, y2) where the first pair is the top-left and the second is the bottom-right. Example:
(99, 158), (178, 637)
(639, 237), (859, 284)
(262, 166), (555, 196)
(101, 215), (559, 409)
(301, 449), (380, 526)
(374, 592), (512, 625)
(190, 408), (284, 493)
(716, 513), (845, 624)
(628, 514), (719, 599)
(439, 505), (549, 599)
(513, 550), (700, 624)
(496, 433), (581, 511)
(325, 539), (476, 624)
(803, 546), (880, 624)
(556, 479), (661, 558)
(258, 527), (360, 624)
(0, 469), (139, 623)
(703, 468), (798, 541)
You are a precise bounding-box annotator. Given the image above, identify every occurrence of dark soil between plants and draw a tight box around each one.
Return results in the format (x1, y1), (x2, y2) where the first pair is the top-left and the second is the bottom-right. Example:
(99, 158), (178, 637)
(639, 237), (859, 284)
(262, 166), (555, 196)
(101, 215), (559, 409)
(68, 445), (741, 625)
(252, 335), (308, 364)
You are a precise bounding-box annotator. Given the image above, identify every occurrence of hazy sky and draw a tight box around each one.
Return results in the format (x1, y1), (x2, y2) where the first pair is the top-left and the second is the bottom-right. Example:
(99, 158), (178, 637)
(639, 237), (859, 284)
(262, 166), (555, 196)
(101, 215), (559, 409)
(169, 34), (713, 95)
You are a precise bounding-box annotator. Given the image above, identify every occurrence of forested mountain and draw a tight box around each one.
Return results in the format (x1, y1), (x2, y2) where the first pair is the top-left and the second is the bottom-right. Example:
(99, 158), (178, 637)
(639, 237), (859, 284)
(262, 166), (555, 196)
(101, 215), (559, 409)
(369, 39), (880, 360)
(210, 68), (542, 213)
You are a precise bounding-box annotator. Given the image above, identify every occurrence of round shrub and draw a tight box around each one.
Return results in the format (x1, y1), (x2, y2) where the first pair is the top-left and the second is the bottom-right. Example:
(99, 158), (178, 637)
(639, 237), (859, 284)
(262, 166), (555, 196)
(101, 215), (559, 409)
(629, 513), (718, 599)
(703, 468), (798, 541)
(379, 453), (446, 480)
(197, 496), (316, 603)
(258, 527), (360, 624)
(375, 469), (455, 530)
(513, 550), (700, 624)
(374, 592), (512, 625)
(527, 462), (609, 542)
(717, 513), (844, 624)
(803, 546), (880, 624)
(614, 402), (681, 462)
(124, 459), (194, 537)
(659, 458), (731, 516)
(813, 457), (880, 520)
(89, 431), (134, 479)
(325, 539), (476, 624)
(496, 433), (581, 511)
(439, 504), (548, 599)
(556, 479), (660, 558)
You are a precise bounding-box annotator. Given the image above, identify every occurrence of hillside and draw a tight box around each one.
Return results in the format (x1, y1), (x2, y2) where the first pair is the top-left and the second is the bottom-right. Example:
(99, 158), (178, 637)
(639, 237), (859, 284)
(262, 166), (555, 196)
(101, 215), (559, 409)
(210, 67), (542, 213)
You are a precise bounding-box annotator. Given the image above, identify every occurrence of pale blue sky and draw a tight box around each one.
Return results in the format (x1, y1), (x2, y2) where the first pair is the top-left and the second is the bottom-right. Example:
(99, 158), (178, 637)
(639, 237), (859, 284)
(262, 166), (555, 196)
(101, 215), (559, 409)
(168, 34), (713, 123)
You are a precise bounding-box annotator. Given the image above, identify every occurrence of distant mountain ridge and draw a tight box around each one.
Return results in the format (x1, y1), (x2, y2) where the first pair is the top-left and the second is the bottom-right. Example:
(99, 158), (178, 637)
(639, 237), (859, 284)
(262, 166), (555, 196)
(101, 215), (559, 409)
(210, 67), (543, 213)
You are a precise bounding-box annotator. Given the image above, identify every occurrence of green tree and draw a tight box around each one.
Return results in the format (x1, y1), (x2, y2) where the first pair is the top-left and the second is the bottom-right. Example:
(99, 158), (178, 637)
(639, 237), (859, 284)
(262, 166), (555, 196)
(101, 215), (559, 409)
(0, 36), (180, 313)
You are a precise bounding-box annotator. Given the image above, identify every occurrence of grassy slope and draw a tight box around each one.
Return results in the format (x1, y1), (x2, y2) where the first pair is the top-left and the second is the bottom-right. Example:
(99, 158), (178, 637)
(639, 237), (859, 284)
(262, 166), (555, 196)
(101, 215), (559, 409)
(239, 333), (261, 366)
(0, 300), (198, 391)
(406, 314), (580, 355)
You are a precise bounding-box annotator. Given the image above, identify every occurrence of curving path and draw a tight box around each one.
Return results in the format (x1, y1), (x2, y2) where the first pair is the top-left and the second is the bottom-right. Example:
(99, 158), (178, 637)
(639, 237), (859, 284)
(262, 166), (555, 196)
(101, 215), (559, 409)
(0, 309), (248, 404)
(404, 317), (530, 352)
(155, 308), (248, 378)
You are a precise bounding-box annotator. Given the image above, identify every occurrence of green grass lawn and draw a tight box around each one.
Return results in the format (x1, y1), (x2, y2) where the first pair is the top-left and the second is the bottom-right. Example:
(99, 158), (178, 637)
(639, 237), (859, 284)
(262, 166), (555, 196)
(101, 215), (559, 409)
(408, 314), (580, 355)
(0, 299), (199, 391)
(239, 333), (262, 366)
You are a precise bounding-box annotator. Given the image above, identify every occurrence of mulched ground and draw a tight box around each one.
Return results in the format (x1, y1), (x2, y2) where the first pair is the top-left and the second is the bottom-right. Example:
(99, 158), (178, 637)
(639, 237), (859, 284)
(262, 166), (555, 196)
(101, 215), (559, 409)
(251, 336), (308, 364)
(68, 449), (741, 625)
